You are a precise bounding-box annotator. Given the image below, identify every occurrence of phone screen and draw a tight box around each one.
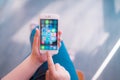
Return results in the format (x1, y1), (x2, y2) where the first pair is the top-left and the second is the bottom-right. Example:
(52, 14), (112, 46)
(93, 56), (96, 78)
(40, 19), (58, 50)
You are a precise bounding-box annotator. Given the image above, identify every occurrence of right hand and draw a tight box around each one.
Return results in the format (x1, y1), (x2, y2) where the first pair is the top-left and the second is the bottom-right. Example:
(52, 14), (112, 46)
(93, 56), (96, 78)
(45, 52), (70, 80)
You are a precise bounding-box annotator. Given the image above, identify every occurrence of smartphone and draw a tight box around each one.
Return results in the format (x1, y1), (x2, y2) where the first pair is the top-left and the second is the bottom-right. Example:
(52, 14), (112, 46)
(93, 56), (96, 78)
(39, 14), (59, 54)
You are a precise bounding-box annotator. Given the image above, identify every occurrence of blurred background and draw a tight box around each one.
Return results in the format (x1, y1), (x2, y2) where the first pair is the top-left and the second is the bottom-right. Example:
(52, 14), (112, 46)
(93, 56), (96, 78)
(0, 0), (120, 80)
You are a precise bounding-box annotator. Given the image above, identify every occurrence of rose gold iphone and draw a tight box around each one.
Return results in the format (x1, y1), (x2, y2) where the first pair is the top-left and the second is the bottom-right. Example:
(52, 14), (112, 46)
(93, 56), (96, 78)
(39, 14), (59, 55)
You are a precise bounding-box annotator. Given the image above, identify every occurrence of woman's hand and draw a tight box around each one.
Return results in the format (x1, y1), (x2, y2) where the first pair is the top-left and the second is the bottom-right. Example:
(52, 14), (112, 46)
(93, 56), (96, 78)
(2, 26), (62, 80)
(30, 28), (62, 66)
(45, 52), (70, 80)
(30, 28), (47, 65)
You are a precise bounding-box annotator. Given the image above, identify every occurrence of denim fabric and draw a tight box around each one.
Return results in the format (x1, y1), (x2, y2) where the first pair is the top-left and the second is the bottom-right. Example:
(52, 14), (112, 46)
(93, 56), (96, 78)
(30, 26), (78, 80)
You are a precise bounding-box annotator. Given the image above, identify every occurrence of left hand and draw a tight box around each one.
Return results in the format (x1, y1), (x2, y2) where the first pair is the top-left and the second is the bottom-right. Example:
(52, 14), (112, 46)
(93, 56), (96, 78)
(30, 28), (47, 65)
(30, 28), (62, 65)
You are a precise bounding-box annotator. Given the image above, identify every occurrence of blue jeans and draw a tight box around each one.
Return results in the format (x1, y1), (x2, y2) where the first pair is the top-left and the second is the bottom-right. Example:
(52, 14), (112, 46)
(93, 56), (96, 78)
(30, 26), (78, 80)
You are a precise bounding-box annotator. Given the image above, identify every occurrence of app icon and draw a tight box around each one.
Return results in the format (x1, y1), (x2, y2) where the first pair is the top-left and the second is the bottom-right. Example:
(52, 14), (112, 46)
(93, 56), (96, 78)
(42, 28), (46, 32)
(46, 37), (50, 41)
(50, 46), (53, 50)
(50, 41), (53, 44)
(51, 33), (56, 36)
(45, 41), (49, 44)
(54, 20), (57, 24)
(41, 20), (44, 24)
(51, 29), (56, 33)
(42, 37), (46, 41)
(49, 20), (52, 24)
(41, 45), (45, 50)
(42, 31), (46, 36)
(47, 30), (50, 32)
(47, 32), (51, 37)
(46, 25), (49, 28)
(54, 24), (57, 28)
(45, 46), (49, 50)
(53, 46), (57, 50)
(49, 24), (53, 29)
(41, 41), (44, 44)
(41, 24), (44, 27)
(51, 36), (56, 42)
(45, 20), (49, 24)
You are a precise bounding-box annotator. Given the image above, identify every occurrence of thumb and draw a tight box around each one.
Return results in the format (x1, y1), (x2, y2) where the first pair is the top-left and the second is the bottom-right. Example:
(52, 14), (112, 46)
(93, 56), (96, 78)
(32, 28), (39, 50)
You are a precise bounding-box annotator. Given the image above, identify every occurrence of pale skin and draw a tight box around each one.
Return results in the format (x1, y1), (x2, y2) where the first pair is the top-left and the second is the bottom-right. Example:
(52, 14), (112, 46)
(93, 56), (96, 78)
(2, 28), (70, 80)
(46, 51), (70, 80)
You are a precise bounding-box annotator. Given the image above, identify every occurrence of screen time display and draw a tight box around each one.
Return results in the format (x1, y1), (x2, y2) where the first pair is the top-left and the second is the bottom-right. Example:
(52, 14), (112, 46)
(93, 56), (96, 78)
(40, 19), (58, 50)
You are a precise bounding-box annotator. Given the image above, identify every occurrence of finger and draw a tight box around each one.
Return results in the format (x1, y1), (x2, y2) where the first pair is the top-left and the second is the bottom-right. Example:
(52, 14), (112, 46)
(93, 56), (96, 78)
(32, 28), (39, 50)
(58, 31), (62, 36)
(58, 31), (62, 41)
(38, 28), (40, 47)
(66, 71), (71, 80)
(57, 40), (61, 48)
(47, 52), (55, 73)
(55, 63), (61, 70)
(60, 65), (66, 71)
(55, 63), (66, 71)
(57, 31), (62, 48)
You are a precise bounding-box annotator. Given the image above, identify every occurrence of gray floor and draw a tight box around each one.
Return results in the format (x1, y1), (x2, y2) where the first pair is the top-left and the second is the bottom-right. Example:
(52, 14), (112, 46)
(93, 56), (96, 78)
(0, 0), (120, 80)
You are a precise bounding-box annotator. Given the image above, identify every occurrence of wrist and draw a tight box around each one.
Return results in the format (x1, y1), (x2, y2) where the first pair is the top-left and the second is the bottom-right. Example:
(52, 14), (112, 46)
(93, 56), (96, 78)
(29, 54), (42, 67)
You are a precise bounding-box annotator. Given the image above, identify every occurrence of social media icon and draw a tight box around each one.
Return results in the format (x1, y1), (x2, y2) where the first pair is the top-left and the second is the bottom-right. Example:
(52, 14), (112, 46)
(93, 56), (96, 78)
(45, 20), (49, 24)
(41, 45), (45, 50)
(51, 29), (56, 33)
(51, 36), (56, 42)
